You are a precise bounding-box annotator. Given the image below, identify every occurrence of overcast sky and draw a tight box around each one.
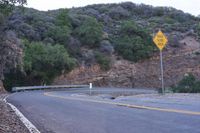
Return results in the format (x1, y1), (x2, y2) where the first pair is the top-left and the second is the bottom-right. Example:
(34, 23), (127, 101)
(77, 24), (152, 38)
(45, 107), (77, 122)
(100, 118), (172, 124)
(26, 0), (200, 16)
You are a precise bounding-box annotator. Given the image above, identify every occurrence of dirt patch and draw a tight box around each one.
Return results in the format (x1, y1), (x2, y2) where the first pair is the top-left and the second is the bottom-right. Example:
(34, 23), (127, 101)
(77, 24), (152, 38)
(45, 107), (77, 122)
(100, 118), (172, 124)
(180, 36), (200, 50)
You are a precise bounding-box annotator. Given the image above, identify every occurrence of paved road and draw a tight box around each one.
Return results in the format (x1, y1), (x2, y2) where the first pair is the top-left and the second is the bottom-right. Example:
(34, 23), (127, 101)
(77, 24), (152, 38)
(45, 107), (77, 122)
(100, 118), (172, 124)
(7, 88), (200, 133)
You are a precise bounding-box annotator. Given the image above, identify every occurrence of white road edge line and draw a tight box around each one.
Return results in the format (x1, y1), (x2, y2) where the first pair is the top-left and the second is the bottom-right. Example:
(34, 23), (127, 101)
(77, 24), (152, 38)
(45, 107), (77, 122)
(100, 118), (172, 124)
(3, 94), (40, 133)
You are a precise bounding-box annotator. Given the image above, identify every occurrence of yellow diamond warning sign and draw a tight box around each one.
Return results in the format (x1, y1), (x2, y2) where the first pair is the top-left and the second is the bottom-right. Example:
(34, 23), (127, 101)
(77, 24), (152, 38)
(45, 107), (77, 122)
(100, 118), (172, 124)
(153, 30), (168, 51)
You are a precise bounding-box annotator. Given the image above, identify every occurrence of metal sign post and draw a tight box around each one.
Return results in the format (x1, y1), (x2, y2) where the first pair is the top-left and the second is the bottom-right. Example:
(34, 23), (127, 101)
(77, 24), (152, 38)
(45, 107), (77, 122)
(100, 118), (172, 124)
(160, 50), (164, 94)
(153, 29), (168, 94)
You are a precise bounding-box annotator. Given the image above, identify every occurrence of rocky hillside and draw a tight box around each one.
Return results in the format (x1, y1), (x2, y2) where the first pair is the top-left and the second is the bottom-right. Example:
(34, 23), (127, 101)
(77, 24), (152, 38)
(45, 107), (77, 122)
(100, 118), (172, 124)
(1, 2), (200, 90)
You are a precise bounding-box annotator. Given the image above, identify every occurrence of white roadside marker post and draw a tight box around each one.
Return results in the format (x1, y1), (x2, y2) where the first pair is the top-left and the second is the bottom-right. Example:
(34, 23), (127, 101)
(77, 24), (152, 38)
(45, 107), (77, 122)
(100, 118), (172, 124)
(89, 83), (92, 95)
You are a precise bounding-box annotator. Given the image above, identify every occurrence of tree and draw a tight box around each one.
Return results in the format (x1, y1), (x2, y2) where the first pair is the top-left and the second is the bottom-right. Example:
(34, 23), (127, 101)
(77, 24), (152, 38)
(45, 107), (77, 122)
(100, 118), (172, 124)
(0, 0), (27, 14)
(23, 41), (76, 84)
(56, 9), (71, 27)
(0, 0), (26, 81)
(47, 9), (71, 45)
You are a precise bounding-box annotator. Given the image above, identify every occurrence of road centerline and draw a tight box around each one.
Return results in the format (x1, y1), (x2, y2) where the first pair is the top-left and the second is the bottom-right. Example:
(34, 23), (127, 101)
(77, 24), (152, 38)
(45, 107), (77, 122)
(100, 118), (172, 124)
(44, 92), (200, 116)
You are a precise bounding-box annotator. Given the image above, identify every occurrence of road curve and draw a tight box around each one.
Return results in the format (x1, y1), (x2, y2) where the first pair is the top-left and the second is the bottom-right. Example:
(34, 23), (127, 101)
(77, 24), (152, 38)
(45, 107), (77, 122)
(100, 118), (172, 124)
(7, 88), (200, 133)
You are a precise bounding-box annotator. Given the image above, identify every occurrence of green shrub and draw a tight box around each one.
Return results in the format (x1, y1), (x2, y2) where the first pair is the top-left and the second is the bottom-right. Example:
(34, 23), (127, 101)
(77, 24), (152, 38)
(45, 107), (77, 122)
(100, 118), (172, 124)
(46, 9), (72, 45)
(23, 41), (76, 84)
(192, 81), (200, 93)
(47, 25), (71, 45)
(95, 52), (111, 71)
(172, 74), (200, 93)
(74, 17), (103, 47)
(114, 20), (154, 62)
(56, 9), (71, 27)
(163, 16), (176, 24)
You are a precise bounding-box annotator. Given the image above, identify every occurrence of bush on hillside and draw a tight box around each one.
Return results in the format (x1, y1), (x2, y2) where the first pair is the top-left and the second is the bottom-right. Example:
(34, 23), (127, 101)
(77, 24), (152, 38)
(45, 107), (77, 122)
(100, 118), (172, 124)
(23, 41), (76, 84)
(47, 9), (72, 45)
(56, 9), (71, 27)
(95, 52), (111, 71)
(74, 16), (103, 47)
(114, 20), (154, 62)
(171, 74), (200, 93)
(47, 25), (71, 45)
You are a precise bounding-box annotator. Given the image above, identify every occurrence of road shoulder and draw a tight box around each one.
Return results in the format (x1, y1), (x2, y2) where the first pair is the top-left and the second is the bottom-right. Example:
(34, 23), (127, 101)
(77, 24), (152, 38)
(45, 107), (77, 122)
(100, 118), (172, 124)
(0, 93), (30, 133)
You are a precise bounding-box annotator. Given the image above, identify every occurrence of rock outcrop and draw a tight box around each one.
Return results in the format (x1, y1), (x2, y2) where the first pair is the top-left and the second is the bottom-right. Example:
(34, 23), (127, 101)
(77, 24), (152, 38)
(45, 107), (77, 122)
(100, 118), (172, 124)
(54, 60), (136, 87)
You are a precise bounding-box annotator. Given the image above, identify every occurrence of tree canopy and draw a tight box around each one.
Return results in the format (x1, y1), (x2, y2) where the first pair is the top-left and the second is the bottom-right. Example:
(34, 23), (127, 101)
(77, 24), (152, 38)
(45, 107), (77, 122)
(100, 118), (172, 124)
(23, 41), (76, 84)
(0, 0), (26, 14)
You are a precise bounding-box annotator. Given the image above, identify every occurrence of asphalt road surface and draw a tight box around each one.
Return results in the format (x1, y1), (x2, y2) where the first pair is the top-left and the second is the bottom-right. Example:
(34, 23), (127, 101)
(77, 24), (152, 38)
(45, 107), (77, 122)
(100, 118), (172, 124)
(7, 88), (200, 133)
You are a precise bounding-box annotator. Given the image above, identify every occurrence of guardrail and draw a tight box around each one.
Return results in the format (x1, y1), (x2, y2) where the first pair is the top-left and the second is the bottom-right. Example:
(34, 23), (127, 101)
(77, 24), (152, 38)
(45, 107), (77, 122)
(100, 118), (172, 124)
(12, 85), (89, 92)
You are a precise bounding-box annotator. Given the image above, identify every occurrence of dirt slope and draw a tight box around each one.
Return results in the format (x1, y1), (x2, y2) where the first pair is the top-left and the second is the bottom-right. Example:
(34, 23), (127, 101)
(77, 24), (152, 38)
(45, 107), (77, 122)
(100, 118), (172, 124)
(54, 36), (200, 88)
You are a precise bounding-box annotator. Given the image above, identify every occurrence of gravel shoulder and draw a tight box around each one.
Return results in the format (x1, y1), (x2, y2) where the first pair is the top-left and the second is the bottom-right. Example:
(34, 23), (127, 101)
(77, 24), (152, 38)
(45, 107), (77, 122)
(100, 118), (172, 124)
(0, 93), (29, 133)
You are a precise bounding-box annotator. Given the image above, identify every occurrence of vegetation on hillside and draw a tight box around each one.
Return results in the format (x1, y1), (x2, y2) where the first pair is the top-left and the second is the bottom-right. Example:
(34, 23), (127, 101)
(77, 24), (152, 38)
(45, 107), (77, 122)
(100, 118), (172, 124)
(171, 74), (200, 93)
(4, 41), (76, 90)
(0, 0), (26, 82)
(95, 52), (111, 70)
(23, 41), (76, 83)
(74, 16), (103, 47)
(1, 2), (200, 90)
(113, 20), (154, 62)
